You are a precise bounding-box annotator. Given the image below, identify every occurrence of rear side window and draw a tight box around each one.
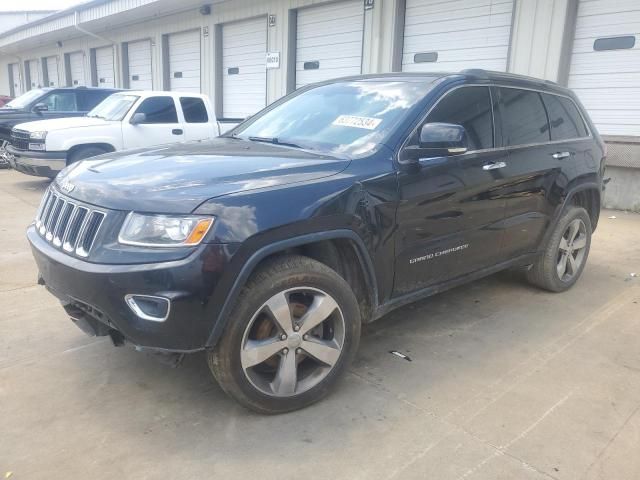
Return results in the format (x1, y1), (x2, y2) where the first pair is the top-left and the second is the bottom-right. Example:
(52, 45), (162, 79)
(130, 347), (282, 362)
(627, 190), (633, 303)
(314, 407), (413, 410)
(541, 94), (588, 140)
(426, 86), (494, 150)
(499, 88), (550, 146)
(180, 97), (208, 123)
(78, 90), (114, 111)
(134, 97), (179, 123)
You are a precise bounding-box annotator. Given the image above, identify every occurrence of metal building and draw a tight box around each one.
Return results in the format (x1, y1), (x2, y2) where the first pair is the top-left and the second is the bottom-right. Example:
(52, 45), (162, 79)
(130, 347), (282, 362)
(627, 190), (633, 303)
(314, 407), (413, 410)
(0, 0), (638, 209)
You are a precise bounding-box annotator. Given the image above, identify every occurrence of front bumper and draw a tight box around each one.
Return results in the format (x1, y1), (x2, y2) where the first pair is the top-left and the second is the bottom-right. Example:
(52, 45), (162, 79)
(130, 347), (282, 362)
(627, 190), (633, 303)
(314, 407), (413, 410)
(7, 145), (66, 178)
(28, 225), (239, 352)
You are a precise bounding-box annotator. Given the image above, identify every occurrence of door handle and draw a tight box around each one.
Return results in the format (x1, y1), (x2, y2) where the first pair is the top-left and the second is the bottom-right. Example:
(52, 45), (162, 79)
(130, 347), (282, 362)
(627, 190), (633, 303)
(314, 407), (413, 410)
(482, 161), (507, 170)
(552, 151), (572, 159)
(172, 129), (183, 135)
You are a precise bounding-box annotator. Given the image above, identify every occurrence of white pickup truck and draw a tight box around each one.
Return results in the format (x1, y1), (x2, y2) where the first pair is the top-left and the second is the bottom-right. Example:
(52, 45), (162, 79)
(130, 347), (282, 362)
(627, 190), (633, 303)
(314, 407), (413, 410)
(8, 91), (237, 178)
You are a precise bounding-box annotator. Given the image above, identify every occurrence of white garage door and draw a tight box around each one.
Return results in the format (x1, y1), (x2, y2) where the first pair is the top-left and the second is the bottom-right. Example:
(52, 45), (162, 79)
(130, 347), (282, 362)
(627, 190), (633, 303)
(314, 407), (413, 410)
(295, 0), (364, 89)
(568, 0), (640, 136)
(68, 52), (86, 86)
(168, 30), (201, 93)
(222, 17), (267, 119)
(27, 59), (42, 90)
(9, 63), (22, 97)
(45, 56), (59, 87)
(402, 0), (514, 72)
(128, 39), (153, 90)
(95, 46), (115, 88)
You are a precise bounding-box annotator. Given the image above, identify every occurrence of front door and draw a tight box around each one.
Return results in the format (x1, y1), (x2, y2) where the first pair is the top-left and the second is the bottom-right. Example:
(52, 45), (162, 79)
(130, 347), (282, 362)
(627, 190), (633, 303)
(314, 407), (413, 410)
(393, 85), (507, 296)
(123, 96), (185, 149)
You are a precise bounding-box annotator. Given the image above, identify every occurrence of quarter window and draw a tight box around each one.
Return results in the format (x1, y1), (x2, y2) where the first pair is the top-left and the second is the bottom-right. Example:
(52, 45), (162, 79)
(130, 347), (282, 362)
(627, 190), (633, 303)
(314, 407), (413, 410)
(541, 94), (588, 140)
(499, 88), (550, 146)
(180, 97), (208, 123)
(425, 86), (494, 150)
(134, 97), (178, 124)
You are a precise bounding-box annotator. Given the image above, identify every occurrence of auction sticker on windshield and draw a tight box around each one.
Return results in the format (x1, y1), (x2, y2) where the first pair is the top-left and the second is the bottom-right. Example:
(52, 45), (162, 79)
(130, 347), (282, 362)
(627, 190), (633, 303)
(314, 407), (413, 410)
(332, 115), (382, 130)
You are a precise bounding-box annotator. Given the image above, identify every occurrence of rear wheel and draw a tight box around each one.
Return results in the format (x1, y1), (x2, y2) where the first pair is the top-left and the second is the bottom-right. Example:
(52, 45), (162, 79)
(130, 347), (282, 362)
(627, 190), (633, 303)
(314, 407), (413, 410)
(527, 206), (592, 292)
(208, 255), (361, 414)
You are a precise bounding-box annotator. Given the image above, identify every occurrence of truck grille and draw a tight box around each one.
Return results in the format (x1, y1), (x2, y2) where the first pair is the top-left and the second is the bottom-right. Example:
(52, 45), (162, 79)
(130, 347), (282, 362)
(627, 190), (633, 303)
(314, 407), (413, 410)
(11, 129), (31, 151)
(35, 189), (106, 257)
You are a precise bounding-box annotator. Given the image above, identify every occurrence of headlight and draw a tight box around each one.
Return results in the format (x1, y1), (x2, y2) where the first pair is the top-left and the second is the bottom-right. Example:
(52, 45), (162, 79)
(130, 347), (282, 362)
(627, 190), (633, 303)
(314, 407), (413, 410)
(118, 213), (214, 247)
(30, 131), (47, 140)
(29, 143), (45, 151)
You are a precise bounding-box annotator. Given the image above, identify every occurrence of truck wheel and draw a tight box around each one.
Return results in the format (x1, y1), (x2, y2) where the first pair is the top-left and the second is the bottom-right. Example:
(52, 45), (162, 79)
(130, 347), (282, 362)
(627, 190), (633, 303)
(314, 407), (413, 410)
(527, 206), (592, 292)
(67, 146), (108, 166)
(208, 254), (361, 414)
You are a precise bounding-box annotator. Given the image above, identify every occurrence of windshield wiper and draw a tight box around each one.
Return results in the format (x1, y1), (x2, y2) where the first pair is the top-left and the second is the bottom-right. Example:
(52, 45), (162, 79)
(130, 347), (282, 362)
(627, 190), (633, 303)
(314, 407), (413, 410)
(247, 136), (306, 150)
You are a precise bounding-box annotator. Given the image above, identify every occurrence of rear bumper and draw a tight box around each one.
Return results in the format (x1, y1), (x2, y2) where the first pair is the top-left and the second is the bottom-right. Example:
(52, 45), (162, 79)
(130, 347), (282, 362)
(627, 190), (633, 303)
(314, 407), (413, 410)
(28, 224), (239, 352)
(7, 145), (66, 178)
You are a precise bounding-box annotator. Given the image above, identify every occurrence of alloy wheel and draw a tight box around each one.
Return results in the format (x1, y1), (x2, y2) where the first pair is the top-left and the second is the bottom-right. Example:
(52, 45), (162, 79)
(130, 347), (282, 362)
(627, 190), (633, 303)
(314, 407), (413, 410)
(556, 218), (588, 282)
(240, 287), (345, 397)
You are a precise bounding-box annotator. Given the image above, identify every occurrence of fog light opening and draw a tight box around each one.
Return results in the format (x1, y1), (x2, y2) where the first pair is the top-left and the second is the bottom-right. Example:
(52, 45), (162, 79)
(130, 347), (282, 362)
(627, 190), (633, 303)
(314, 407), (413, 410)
(125, 294), (170, 322)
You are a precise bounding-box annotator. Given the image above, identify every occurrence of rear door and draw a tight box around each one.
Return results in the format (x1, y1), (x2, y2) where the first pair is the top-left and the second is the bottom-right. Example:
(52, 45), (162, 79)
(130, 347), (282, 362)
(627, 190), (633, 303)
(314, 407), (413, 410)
(496, 87), (561, 259)
(179, 97), (213, 141)
(123, 96), (185, 148)
(394, 85), (506, 295)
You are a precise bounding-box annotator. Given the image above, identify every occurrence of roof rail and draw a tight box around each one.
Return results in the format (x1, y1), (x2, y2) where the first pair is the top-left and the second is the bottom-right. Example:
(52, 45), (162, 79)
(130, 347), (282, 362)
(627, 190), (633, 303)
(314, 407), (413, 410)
(460, 68), (559, 86)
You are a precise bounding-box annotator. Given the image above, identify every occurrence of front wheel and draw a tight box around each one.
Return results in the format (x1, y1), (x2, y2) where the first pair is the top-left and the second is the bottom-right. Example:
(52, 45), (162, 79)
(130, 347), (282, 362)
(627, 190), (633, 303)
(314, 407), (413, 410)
(527, 206), (592, 292)
(208, 255), (361, 414)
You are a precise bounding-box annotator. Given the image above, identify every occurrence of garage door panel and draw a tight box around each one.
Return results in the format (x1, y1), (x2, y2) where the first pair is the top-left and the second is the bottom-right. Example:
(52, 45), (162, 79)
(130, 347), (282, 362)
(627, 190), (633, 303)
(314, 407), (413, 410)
(69, 52), (86, 86)
(45, 57), (59, 87)
(402, 0), (513, 72)
(222, 17), (267, 119)
(295, 0), (363, 89)
(95, 47), (114, 87)
(168, 30), (201, 93)
(128, 40), (152, 90)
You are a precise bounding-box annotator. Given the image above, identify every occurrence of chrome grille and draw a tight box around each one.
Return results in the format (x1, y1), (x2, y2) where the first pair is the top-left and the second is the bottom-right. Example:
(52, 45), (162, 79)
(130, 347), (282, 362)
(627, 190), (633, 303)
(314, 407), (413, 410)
(11, 129), (30, 151)
(35, 189), (106, 258)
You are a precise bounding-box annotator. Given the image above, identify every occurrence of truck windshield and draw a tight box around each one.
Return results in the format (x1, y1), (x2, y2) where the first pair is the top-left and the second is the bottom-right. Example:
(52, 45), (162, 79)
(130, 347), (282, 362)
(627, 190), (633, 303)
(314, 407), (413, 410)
(87, 94), (139, 121)
(3, 89), (46, 109)
(232, 80), (430, 156)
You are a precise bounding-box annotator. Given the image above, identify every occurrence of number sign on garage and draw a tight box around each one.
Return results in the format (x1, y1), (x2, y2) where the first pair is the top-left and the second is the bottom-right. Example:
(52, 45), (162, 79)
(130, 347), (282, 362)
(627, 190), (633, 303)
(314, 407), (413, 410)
(402, 0), (514, 72)
(221, 17), (267, 119)
(294, 0), (364, 89)
(568, 0), (640, 136)
(167, 29), (201, 93)
(126, 39), (153, 90)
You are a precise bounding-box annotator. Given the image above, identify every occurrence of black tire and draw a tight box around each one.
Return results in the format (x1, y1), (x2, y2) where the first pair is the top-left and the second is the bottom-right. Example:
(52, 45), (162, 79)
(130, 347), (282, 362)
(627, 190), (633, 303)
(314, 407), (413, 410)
(208, 254), (361, 414)
(527, 206), (592, 292)
(67, 146), (108, 166)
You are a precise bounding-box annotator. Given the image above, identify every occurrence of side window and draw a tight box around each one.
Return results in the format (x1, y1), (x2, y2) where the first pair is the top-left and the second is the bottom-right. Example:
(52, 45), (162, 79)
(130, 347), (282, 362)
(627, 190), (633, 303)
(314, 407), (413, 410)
(542, 94), (589, 140)
(40, 92), (77, 112)
(78, 90), (113, 111)
(180, 97), (208, 123)
(425, 86), (494, 151)
(134, 97), (179, 124)
(499, 88), (550, 146)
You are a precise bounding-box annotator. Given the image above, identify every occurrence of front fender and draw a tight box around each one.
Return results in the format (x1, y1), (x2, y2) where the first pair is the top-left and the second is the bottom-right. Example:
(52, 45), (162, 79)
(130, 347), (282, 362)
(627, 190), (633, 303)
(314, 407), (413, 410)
(50, 129), (123, 151)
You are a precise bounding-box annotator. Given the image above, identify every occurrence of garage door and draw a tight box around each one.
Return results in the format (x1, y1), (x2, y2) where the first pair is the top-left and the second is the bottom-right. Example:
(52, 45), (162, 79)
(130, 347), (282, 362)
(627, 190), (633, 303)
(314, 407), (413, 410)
(94, 46), (115, 88)
(168, 30), (201, 93)
(402, 0), (514, 73)
(127, 39), (153, 90)
(568, 0), (640, 136)
(27, 59), (42, 90)
(45, 56), (59, 87)
(9, 63), (22, 97)
(222, 17), (267, 119)
(295, 0), (364, 89)
(68, 52), (86, 86)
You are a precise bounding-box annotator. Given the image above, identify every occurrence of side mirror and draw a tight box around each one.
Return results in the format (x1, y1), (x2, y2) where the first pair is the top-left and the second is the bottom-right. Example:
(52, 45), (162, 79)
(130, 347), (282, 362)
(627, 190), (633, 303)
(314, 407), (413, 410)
(33, 103), (48, 113)
(130, 112), (146, 125)
(419, 122), (468, 154)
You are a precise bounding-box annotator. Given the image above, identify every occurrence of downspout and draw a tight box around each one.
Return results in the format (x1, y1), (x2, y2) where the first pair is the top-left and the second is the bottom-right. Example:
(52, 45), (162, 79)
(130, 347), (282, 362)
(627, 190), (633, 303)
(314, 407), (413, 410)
(73, 10), (121, 88)
(0, 48), (25, 95)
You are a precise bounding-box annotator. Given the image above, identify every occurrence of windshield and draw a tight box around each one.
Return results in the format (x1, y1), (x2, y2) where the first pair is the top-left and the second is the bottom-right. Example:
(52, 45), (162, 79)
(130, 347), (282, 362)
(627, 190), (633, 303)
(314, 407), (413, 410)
(3, 89), (47, 109)
(233, 81), (430, 157)
(87, 94), (139, 121)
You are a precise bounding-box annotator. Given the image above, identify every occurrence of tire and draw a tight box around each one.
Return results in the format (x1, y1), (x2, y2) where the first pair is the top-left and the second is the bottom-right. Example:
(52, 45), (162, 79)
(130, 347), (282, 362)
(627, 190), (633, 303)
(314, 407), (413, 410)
(67, 146), (108, 166)
(527, 206), (592, 292)
(208, 254), (361, 414)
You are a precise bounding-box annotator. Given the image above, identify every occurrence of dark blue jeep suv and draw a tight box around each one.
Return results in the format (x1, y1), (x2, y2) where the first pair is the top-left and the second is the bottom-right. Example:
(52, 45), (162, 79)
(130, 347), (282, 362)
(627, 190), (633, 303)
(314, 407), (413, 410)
(28, 70), (604, 413)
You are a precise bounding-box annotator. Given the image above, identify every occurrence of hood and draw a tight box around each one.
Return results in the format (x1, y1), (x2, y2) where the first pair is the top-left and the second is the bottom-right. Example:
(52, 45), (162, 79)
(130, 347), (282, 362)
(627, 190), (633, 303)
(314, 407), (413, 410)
(15, 116), (109, 132)
(56, 137), (351, 213)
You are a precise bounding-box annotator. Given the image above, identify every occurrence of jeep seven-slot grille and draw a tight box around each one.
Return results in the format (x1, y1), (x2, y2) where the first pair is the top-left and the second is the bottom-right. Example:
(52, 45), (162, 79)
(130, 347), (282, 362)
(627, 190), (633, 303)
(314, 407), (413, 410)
(35, 189), (106, 257)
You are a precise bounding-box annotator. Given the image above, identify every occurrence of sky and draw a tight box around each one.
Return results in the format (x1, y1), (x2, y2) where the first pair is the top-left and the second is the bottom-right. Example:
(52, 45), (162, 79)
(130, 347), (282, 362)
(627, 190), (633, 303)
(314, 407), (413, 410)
(0, 0), (86, 11)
